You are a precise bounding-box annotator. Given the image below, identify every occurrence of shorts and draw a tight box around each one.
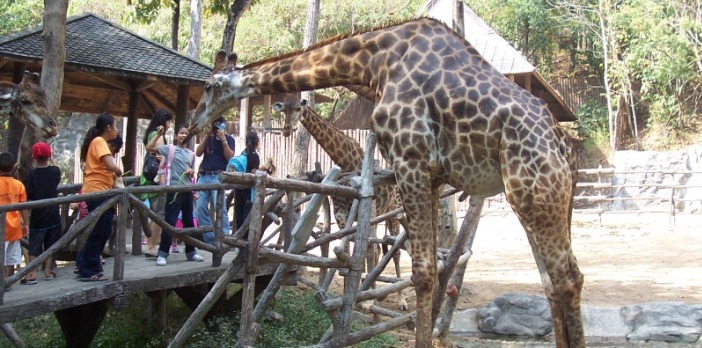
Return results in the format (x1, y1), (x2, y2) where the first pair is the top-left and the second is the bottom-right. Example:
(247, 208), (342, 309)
(149, 194), (166, 218)
(28, 224), (62, 257)
(4, 240), (21, 266)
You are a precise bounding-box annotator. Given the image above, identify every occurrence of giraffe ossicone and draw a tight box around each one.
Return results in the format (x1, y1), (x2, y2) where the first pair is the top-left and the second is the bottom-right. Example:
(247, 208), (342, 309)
(192, 17), (584, 348)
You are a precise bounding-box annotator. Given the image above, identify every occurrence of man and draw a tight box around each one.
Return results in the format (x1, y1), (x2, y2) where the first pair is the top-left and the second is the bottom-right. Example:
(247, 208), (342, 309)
(195, 117), (235, 244)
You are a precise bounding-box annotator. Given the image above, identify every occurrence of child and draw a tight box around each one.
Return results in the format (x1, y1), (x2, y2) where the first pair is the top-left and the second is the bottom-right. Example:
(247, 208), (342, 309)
(0, 152), (29, 290)
(23, 142), (62, 283)
(146, 124), (204, 266)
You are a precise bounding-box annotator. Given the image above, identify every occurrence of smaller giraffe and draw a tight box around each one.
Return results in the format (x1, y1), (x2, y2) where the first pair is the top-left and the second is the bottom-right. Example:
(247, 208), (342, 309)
(273, 97), (409, 311)
(1, 71), (58, 180)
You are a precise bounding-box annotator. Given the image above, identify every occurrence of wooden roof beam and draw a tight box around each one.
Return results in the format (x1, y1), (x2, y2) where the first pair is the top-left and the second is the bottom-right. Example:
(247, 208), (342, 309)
(142, 88), (176, 112)
(89, 74), (132, 91)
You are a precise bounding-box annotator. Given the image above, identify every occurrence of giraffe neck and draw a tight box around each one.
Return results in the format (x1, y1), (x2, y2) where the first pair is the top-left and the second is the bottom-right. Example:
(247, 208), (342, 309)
(300, 106), (363, 172)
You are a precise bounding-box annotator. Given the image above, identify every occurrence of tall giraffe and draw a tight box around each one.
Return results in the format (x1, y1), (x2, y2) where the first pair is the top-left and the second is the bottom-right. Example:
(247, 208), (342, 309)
(1, 71), (58, 179)
(190, 18), (583, 347)
(272, 96), (408, 311)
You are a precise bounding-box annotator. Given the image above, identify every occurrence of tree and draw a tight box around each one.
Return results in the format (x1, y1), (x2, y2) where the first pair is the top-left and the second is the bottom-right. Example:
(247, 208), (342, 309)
(220, 0), (255, 53)
(188, 0), (202, 59)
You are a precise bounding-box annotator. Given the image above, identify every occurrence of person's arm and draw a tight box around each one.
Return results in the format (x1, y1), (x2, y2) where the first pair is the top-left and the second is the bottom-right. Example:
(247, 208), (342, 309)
(195, 125), (212, 156)
(146, 126), (166, 152)
(220, 133), (235, 160)
(102, 155), (122, 176)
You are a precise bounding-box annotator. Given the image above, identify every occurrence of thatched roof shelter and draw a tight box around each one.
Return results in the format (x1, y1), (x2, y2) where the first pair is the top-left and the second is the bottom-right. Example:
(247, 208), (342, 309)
(0, 13), (330, 172)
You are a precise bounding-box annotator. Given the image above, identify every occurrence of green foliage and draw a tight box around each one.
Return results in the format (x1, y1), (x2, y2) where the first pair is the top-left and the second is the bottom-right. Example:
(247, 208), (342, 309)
(0, 287), (396, 348)
(471, 0), (557, 72)
(0, 0), (44, 36)
(575, 99), (608, 138)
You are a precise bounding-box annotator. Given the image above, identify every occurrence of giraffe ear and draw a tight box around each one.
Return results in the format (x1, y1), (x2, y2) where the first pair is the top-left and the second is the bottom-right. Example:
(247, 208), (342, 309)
(271, 102), (284, 113)
(213, 50), (227, 71)
(300, 99), (307, 107)
(30, 72), (40, 83)
(227, 52), (238, 67)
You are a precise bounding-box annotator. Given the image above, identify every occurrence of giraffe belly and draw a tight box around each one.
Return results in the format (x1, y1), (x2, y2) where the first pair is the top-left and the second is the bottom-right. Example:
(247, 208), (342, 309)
(446, 163), (505, 199)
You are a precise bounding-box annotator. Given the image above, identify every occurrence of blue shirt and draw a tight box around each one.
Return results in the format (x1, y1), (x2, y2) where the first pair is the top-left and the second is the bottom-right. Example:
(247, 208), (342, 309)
(199, 134), (235, 172)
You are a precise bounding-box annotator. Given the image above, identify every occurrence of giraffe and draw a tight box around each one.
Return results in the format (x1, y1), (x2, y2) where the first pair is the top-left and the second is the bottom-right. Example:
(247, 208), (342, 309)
(1, 71), (58, 179)
(272, 96), (408, 311)
(189, 17), (584, 348)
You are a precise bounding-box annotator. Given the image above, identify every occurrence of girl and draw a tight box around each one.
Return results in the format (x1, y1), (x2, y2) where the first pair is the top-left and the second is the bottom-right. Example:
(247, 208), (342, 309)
(141, 109), (173, 257)
(76, 113), (121, 281)
(234, 131), (261, 230)
(147, 124), (204, 266)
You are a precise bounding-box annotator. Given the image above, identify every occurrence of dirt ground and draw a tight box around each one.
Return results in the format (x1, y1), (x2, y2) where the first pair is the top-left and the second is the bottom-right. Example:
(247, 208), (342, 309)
(302, 210), (702, 346)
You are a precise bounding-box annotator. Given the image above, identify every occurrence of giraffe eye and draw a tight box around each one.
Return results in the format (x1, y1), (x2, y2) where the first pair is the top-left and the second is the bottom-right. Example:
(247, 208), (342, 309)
(204, 83), (211, 92)
(20, 97), (30, 105)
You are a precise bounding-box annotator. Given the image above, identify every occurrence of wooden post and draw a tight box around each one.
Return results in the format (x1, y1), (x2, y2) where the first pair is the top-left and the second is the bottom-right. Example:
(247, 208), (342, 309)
(125, 90), (139, 175)
(435, 198), (484, 338)
(331, 134), (376, 346)
(55, 300), (110, 348)
(250, 167), (342, 324)
(262, 95), (271, 130)
(146, 290), (168, 333)
(238, 173), (267, 347)
(168, 254), (246, 348)
(239, 98), (250, 140)
(113, 193), (128, 280)
(175, 85), (189, 128)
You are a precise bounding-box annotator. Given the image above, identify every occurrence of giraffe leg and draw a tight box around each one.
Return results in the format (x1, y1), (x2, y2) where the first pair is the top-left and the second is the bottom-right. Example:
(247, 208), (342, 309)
(389, 218), (408, 310)
(507, 184), (585, 347)
(395, 173), (439, 348)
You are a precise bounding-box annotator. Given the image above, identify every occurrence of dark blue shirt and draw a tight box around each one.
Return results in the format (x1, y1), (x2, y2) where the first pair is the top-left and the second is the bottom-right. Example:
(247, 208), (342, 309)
(199, 134), (235, 172)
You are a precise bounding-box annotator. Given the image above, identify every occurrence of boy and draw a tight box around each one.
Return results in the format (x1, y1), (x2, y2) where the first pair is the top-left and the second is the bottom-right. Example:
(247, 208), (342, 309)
(23, 142), (62, 283)
(0, 152), (29, 290)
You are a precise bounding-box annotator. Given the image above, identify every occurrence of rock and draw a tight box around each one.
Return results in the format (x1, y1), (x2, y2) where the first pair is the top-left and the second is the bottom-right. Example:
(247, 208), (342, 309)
(622, 302), (702, 342)
(477, 293), (552, 336)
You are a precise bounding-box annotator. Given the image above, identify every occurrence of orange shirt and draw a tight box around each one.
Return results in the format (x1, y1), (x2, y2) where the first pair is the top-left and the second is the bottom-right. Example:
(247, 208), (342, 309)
(83, 136), (114, 193)
(0, 176), (27, 242)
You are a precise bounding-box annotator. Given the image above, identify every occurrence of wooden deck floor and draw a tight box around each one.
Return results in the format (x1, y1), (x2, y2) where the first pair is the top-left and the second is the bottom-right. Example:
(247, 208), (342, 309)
(0, 246), (275, 324)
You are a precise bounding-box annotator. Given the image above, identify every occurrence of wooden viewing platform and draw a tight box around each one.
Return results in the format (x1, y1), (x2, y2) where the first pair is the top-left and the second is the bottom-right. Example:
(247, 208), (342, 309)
(0, 244), (276, 325)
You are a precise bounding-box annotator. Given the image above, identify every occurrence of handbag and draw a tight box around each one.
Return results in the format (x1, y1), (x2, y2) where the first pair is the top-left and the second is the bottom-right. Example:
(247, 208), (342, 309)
(142, 152), (160, 183)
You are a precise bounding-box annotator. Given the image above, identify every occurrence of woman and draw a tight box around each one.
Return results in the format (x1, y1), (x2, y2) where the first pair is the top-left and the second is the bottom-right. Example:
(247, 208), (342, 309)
(141, 109), (173, 257)
(234, 131), (261, 230)
(76, 113), (121, 281)
(147, 124), (204, 266)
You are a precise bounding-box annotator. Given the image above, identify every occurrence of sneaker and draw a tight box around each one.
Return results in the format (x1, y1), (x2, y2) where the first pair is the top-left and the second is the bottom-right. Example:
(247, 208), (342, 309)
(187, 253), (204, 262)
(156, 256), (167, 266)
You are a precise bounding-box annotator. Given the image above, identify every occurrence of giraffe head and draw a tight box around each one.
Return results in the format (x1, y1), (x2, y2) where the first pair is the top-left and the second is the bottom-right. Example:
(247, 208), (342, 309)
(271, 95), (307, 137)
(0, 71), (58, 139)
(188, 50), (253, 141)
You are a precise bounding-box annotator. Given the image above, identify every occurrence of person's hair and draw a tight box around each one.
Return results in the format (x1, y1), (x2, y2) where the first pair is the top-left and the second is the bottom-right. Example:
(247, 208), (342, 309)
(245, 131), (259, 173)
(143, 109), (173, 145)
(108, 134), (123, 153)
(0, 152), (16, 173)
(80, 113), (115, 162)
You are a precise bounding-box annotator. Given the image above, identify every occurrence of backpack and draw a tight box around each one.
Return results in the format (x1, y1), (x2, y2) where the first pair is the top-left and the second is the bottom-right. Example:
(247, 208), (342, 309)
(227, 153), (248, 173)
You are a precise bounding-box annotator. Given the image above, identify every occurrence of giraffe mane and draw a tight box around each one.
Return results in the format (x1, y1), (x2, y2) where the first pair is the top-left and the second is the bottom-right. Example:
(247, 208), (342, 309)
(229, 17), (443, 72)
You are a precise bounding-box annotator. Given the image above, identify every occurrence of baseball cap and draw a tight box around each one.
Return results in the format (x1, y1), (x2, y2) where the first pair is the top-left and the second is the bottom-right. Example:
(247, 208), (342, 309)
(32, 142), (52, 159)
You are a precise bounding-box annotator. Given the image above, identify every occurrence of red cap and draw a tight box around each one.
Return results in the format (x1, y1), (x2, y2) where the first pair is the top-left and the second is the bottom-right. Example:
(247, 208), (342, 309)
(31, 142), (52, 159)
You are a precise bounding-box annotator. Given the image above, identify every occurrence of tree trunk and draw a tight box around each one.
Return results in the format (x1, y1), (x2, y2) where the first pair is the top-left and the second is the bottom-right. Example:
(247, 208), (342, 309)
(221, 0), (254, 53)
(41, 0), (68, 116)
(188, 0), (202, 60)
(291, 0), (320, 178)
(452, 0), (464, 36)
(171, 0), (180, 50)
